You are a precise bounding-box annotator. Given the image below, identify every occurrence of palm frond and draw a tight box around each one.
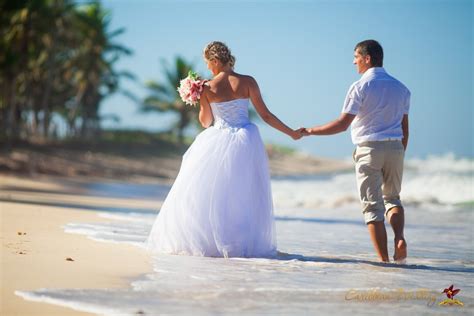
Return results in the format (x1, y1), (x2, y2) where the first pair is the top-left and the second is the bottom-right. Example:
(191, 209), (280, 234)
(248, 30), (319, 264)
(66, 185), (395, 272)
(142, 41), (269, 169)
(145, 80), (172, 95)
(106, 43), (132, 55)
(121, 89), (140, 103)
(142, 96), (175, 112)
(107, 27), (125, 39)
(116, 70), (136, 81)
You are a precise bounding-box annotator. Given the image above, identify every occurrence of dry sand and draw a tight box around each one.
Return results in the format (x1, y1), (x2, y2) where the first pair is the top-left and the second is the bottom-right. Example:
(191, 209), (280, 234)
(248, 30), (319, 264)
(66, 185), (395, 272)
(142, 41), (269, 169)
(0, 176), (154, 316)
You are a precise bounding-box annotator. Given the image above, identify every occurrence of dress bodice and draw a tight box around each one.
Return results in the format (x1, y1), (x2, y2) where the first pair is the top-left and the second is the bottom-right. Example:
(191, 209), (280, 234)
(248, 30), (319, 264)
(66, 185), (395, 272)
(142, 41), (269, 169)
(210, 98), (250, 129)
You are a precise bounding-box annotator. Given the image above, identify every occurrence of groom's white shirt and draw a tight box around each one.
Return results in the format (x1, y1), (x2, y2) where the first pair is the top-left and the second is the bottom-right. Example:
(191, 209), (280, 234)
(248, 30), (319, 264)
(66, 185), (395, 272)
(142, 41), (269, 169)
(342, 67), (410, 145)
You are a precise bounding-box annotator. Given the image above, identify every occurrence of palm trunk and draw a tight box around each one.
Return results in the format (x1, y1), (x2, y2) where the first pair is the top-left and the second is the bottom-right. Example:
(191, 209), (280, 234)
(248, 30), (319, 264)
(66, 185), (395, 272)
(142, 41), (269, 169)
(7, 77), (18, 142)
(40, 26), (58, 139)
(0, 76), (13, 142)
(40, 72), (53, 138)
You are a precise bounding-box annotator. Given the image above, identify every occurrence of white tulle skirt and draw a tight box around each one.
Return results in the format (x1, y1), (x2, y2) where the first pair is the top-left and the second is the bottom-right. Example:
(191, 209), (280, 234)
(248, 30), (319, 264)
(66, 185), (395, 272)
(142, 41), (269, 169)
(145, 123), (277, 258)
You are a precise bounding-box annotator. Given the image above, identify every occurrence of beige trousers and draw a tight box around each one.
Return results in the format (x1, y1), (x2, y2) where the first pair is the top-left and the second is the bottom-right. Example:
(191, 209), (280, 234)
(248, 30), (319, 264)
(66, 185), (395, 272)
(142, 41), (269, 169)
(353, 140), (405, 224)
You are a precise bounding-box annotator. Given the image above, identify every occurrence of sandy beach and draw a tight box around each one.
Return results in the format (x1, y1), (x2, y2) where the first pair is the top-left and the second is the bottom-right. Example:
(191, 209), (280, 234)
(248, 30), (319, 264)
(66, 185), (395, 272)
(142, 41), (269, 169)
(0, 141), (352, 181)
(1, 148), (472, 315)
(0, 175), (154, 316)
(0, 143), (352, 315)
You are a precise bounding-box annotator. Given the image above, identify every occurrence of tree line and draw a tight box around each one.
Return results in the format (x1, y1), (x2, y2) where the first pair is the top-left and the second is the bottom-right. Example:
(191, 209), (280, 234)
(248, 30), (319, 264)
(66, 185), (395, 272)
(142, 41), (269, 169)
(1, 0), (133, 143)
(0, 0), (226, 147)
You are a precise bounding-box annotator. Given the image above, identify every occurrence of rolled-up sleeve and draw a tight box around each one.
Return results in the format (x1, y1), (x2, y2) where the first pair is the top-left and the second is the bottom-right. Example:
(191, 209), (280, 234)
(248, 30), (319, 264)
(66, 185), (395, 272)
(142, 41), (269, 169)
(342, 82), (362, 115)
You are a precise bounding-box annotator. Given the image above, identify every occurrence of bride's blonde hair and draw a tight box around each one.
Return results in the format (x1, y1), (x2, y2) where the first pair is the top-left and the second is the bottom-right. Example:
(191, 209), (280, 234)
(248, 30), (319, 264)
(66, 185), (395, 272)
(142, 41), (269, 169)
(203, 41), (236, 68)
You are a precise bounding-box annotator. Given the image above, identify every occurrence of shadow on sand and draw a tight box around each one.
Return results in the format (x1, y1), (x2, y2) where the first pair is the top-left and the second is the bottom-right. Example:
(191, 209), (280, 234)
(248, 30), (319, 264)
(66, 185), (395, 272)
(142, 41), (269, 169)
(0, 197), (157, 215)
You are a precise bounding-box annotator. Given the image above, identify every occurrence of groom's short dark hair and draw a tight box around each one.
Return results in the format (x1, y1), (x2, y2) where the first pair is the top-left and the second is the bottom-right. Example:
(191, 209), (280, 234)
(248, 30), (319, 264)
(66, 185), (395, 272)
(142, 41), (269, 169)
(355, 40), (384, 67)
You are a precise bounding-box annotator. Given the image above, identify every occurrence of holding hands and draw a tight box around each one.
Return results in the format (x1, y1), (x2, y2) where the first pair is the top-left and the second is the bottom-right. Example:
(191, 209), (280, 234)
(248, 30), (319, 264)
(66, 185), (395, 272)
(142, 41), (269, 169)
(290, 127), (311, 140)
(297, 127), (311, 137)
(289, 129), (303, 140)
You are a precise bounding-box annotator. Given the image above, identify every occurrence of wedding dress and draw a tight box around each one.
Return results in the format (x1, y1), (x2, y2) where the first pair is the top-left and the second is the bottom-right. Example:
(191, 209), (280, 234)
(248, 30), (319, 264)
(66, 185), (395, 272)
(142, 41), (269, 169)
(146, 98), (276, 258)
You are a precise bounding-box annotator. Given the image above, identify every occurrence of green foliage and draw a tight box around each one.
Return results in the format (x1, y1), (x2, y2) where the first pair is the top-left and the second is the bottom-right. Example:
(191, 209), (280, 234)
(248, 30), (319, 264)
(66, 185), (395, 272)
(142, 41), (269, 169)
(188, 70), (199, 80)
(70, 128), (191, 157)
(142, 56), (203, 144)
(455, 200), (474, 209)
(100, 129), (192, 146)
(0, 0), (132, 142)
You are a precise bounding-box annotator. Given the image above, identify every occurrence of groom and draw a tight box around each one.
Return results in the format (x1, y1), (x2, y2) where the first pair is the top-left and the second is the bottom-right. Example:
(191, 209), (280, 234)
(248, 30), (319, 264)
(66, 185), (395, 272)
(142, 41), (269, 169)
(300, 40), (410, 263)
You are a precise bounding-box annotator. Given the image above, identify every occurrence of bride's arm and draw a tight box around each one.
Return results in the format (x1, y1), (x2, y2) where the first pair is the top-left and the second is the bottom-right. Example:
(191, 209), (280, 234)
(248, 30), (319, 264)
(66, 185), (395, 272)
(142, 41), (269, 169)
(248, 77), (301, 140)
(199, 87), (213, 128)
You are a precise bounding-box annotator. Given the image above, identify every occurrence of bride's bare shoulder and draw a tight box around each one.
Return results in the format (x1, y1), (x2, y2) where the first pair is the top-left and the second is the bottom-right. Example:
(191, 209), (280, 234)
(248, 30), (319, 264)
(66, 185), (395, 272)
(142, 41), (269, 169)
(232, 73), (257, 86)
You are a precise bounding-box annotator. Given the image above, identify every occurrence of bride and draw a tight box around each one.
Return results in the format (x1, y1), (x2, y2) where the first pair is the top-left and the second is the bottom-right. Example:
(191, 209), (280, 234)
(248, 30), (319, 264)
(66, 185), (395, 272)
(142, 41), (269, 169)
(146, 41), (302, 258)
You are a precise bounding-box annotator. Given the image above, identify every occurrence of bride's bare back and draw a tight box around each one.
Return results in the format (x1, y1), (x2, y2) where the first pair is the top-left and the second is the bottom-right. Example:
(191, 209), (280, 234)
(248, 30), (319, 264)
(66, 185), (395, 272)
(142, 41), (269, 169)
(198, 40), (299, 140)
(199, 71), (299, 140)
(205, 72), (252, 103)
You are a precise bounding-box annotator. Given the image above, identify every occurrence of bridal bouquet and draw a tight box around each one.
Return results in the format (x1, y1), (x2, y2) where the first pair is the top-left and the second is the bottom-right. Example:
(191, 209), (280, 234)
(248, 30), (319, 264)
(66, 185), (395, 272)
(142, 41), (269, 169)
(177, 71), (208, 106)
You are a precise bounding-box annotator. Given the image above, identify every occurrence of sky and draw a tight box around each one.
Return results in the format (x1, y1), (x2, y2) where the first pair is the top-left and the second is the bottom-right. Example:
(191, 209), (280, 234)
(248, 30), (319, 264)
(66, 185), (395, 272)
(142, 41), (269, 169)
(98, 0), (473, 159)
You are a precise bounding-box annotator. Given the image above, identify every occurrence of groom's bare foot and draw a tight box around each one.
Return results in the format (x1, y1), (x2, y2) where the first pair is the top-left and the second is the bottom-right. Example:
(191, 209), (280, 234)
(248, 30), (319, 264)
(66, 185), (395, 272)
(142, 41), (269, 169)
(393, 238), (407, 262)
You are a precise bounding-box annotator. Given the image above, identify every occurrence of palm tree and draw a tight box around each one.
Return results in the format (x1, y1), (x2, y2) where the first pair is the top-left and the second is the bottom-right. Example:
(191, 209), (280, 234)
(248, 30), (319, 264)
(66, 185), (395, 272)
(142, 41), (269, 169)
(142, 56), (199, 144)
(0, 0), (33, 141)
(71, 0), (132, 138)
(0, 0), (132, 142)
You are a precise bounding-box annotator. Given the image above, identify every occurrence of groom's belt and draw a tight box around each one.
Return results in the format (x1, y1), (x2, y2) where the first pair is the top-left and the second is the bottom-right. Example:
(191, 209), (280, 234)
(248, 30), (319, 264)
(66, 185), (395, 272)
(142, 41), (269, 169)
(377, 138), (402, 142)
(357, 138), (402, 146)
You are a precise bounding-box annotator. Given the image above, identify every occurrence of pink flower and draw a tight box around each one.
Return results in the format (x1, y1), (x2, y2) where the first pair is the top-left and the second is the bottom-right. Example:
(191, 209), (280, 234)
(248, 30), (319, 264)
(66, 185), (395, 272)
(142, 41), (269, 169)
(177, 71), (208, 106)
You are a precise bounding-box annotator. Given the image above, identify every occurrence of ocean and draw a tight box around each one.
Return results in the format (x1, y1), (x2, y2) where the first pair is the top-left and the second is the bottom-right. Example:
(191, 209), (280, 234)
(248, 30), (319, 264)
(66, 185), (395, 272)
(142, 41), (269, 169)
(16, 154), (474, 315)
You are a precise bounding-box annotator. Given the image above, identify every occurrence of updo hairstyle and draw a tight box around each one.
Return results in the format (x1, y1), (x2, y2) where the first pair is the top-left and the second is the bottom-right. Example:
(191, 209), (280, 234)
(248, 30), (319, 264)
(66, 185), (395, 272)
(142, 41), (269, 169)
(204, 41), (236, 68)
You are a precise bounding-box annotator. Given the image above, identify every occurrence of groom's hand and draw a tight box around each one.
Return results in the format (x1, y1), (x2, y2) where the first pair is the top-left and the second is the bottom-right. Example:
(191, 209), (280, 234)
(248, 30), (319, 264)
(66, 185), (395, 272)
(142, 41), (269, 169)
(297, 127), (310, 136)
